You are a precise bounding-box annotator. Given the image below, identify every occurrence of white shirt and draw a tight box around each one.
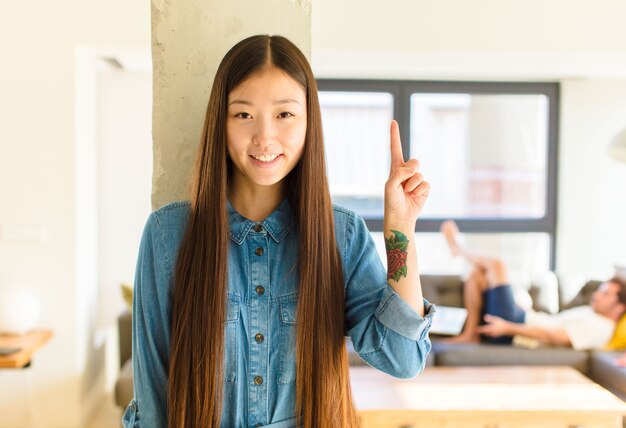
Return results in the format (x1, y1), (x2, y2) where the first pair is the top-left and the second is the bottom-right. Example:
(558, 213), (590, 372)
(513, 305), (615, 351)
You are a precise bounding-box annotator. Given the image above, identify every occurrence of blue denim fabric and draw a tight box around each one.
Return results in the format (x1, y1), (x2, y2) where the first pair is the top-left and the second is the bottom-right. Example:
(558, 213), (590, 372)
(122, 199), (435, 427)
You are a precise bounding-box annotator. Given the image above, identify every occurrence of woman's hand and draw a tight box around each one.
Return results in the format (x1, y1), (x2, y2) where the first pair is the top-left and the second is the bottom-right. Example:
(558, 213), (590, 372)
(384, 120), (430, 228)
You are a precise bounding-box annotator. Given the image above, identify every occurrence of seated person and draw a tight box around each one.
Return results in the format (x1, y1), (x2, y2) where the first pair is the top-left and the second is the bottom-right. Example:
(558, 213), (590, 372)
(440, 220), (626, 350)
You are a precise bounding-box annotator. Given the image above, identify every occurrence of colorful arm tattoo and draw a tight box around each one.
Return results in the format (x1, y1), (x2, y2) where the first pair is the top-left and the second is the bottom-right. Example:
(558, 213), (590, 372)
(385, 230), (409, 282)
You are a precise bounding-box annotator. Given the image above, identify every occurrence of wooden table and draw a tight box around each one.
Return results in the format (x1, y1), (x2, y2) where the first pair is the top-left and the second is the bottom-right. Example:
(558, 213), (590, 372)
(0, 330), (53, 368)
(351, 366), (626, 428)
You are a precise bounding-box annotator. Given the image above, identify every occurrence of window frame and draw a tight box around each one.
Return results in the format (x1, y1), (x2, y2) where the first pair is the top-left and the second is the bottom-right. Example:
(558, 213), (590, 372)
(317, 79), (560, 269)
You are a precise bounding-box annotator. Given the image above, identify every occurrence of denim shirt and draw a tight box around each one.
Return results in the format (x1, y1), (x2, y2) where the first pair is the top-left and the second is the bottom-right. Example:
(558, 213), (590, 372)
(122, 199), (435, 428)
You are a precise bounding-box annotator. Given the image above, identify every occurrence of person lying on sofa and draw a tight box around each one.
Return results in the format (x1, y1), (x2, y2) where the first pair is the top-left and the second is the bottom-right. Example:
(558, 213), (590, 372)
(440, 220), (626, 350)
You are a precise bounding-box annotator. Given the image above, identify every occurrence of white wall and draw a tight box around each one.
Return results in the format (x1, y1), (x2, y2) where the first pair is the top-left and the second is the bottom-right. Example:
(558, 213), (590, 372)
(312, 0), (626, 80)
(312, 0), (626, 294)
(0, 1), (149, 427)
(314, 0), (626, 53)
(558, 79), (626, 299)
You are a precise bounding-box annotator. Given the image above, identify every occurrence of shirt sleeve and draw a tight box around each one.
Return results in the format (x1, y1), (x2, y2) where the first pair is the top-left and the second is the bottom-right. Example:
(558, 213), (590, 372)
(341, 211), (435, 379)
(122, 213), (170, 428)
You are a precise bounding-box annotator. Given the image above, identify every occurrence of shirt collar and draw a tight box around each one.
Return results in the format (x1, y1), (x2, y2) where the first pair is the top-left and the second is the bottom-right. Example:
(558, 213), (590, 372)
(227, 198), (295, 245)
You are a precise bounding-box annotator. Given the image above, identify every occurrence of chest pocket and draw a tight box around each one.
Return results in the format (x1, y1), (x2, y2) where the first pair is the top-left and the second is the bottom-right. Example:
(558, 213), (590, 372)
(278, 299), (297, 384)
(224, 300), (240, 383)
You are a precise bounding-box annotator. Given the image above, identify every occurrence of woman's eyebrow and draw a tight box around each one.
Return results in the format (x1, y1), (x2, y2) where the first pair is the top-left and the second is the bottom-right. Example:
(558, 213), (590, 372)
(274, 98), (301, 105)
(228, 98), (302, 106)
(229, 99), (252, 106)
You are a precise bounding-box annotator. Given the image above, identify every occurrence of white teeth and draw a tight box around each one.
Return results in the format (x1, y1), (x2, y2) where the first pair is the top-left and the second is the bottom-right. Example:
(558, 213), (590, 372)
(252, 154), (279, 162)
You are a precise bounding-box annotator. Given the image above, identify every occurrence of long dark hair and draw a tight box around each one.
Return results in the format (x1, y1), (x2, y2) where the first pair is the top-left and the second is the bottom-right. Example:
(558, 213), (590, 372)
(168, 35), (357, 427)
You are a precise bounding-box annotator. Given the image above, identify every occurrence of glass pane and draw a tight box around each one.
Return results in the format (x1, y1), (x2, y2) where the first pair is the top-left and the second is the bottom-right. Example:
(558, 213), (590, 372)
(371, 231), (551, 285)
(410, 94), (548, 218)
(319, 91), (393, 218)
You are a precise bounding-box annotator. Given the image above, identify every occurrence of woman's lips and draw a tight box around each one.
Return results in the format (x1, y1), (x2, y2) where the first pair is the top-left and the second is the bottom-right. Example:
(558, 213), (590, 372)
(249, 153), (283, 168)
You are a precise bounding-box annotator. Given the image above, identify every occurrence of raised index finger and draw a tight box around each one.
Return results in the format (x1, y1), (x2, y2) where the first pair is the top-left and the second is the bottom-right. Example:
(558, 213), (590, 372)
(390, 120), (404, 169)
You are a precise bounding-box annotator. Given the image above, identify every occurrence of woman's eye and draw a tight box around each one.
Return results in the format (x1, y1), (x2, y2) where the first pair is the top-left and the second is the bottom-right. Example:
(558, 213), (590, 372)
(278, 112), (294, 118)
(235, 112), (252, 119)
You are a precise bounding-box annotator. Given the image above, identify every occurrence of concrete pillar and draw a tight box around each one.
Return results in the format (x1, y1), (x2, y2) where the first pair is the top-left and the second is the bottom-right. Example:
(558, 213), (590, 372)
(151, 0), (311, 209)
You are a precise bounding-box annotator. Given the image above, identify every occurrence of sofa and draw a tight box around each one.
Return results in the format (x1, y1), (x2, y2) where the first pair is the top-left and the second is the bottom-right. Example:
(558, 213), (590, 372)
(114, 274), (626, 409)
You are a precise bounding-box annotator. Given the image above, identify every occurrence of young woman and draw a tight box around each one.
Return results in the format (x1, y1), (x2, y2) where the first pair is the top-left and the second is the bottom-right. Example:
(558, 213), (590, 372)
(122, 34), (434, 428)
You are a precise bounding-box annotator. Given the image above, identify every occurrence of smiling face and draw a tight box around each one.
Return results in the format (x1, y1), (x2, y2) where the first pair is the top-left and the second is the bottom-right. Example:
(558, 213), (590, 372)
(226, 66), (307, 197)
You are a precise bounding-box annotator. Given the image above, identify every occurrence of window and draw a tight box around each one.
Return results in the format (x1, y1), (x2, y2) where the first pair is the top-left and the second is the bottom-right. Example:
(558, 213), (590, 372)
(319, 91), (393, 218)
(318, 80), (559, 274)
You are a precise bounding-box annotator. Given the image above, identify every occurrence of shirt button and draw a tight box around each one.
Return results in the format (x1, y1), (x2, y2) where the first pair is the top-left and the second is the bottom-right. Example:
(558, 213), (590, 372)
(254, 375), (263, 385)
(253, 224), (263, 233)
(255, 247), (264, 256)
(255, 333), (264, 343)
(255, 285), (265, 295)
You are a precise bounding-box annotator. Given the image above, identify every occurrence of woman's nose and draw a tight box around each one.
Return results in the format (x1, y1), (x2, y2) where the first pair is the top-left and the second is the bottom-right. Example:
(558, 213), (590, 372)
(253, 118), (274, 147)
